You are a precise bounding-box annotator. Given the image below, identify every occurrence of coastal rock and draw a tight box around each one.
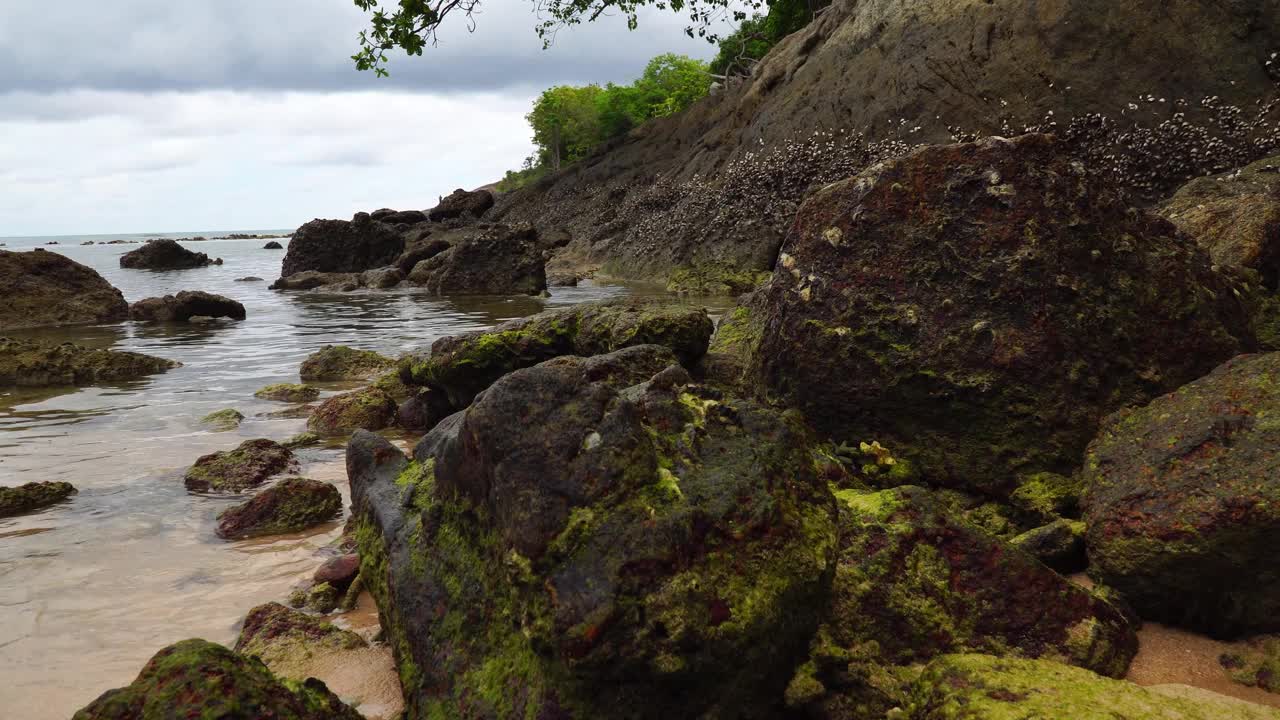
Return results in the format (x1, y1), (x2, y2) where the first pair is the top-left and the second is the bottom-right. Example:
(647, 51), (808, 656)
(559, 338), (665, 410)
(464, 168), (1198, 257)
(235, 276), (264, 282)
(313, 554), (361, 592)
(282, 431), (322, 449)
(1222, 635), (1280, 694)
(254, 383), (320, 403)
(394, 236), (451, 274)
(396, 389), (452, 432)
(234, 602), (366, 668)
(279, 214), (404, 278)
(119, 238), (213, 270)
(129, 290), (246, 322)
(71, 638), (362, 720)
(349, 345), (837, 718)
(746, 134), (1255, 496)
(905, 654), (1280, 720)
(183, 438), (296, 493)
(0, 337), (179, 387)
(269, 271), (362, 291)
(215, 478), (342, 539)
(299, 345), (395, 381)
(263, 240), (284, 249)
(304, 582), (339, 614)
(0, 249), (128, 330)
(378, 209), (428, 225)
(401, 299), (713, 408)
(307, 387), (397, 436)
(1009, 518), (1088, 574)
(405, 223), (546, 295)
(360, 266), (404, 289)
(427, 188), (494, 221)
(0, 481), (76, 518)
(1083, 352), (1280, 637)
(200, 408), (244, 431)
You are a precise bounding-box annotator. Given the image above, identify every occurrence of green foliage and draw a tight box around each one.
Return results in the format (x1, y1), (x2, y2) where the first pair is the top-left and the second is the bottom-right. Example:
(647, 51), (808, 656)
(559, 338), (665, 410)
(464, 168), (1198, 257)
(710, 0), (829, 76)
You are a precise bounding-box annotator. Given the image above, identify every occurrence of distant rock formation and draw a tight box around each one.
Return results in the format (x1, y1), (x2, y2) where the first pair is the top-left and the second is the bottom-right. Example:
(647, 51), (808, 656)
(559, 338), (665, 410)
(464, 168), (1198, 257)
(119, 238), (213, 269)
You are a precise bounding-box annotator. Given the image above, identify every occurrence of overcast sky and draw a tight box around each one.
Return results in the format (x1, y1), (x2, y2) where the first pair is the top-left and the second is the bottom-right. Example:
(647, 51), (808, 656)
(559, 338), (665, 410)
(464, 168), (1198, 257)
(0, 0), (727, 237)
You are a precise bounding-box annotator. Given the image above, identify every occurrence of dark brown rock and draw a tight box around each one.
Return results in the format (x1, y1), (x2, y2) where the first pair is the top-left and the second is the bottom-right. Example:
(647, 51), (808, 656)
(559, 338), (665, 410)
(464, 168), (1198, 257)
(129, 290), (246, 322)
(119, 239), (213, 269)
(312, 554), (360, 591)
(427, 188), (494, 221)
(0, 337), (180, 387)
(183, 439), (296, 493)
(279, 213), (404, 278)
(405, 223), (546, 295)
(215, 478), (342, 539)
(307, 387), (398, 436)
(0, 481), (76, 518)
(0, 250), (128, 330)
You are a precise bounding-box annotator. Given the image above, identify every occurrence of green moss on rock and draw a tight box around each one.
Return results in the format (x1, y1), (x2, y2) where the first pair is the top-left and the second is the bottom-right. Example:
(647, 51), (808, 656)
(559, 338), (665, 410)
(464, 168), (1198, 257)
(1222, 635), (1280, 693)
(215, 477), (342, 539)
(254, 383), (320, 403)
(183, 438), (296, 493)
(0, 336), (180, 387)
(234, 602), (366, 668)
(299, 345), (394, 381)
(200, 408), (244, 431)
(0, 481), (76, 518)
(307, 387), (398, 436)
(665, 263), (771, 296)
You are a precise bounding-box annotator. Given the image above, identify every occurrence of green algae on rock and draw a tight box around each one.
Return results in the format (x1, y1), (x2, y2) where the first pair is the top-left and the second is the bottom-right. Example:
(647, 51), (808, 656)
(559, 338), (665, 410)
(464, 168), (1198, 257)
(1009, 518), (1088, 574)
(215, 478), (342, 539)
(283, 431), (322, 449)
(0, 481), (76, 518)
(71, 638), (363, 720)
(299, 344), (395, 381)
(1083, 352), (1280, 637)
(254, 383), (321, 403)
(746, 134), (1255, 497)
(905, 654), (1280, 720)
(0, 337), (180, 387)
(348, 344), (837, 719)
(0, 249), (129, 331)
(401, 299), (714, 409)
(183, 438), (297, 493)
(200, 408), (244, 432)
(1221, 635), (1280, 694)
(307, 386), (398, 436)
(234, 602), (366, 667)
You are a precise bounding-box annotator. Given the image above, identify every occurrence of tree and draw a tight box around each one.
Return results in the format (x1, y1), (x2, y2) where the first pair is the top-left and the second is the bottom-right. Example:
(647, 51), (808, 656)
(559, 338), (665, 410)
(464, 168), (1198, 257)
(709, 0), (828, 77)
(527, 85), (608, 170)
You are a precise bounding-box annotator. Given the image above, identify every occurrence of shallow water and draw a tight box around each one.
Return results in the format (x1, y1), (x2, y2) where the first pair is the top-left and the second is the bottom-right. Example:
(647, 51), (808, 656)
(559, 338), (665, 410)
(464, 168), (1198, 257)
(0, 235), (731, 718)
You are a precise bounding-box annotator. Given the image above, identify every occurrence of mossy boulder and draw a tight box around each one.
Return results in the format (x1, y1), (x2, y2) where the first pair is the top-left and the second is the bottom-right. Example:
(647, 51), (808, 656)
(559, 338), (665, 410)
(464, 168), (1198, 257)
(0, 249), (128, 331)
(0, 337), (180, 387)
(402, 299), (714, 409)
(304, 582), (339, 614)
(299, 345), (394, 381)
(748, 134), (1255, 496)
(348, 345), (838, 719)
(283, 431), (322, 449)
(215, 478), (342, 539)
(0, 481), (76, 518)
(71, 638), (362, 720)
(1221, 635), (1280, 694)
(183, 438), (296, 493)
(396, 388), (453, 432)
(254, 383), (320, 403)
(1083, 352), (1280, 637)
(200, 408), (244, 431)
(234, 602), (366, 667)
(307, 387), (398, 436)
(1009, 518), (1087, 574)
(905, 654), (1280, 720)
(785, 486), (1135, 717)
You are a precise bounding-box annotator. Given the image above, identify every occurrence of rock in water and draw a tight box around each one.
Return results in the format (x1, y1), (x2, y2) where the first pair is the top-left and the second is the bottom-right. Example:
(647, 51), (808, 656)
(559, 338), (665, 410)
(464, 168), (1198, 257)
(128, 290), (246, 322)
(0, 481), (76, 518)
(279, 213), (404, 278)
(1083, 352), (1280, 637)
(269, 271), (363, 292)
(405, 223), (546, 295)
(215, 478), (342, 539)
(427, 188), (494, 221)
(263, 240), (284, 249)
(747, 134), (1255, 496)
(299, 345), (394, 381)
(119, 238), (213, 269)
(200, 408), (244, 431)
(70, 638), (363, 720)
(183, 438), (296, 493)
(254, 383), (320, 403)
(348, 345), (837, 718)
(0, 249), (128, 330)
(307, 387), (397, 436)
(396, 389), (452, 432)
(0, 337), (179, 387)
(234, 602), (366, 667)
(312, 554), (361, 591)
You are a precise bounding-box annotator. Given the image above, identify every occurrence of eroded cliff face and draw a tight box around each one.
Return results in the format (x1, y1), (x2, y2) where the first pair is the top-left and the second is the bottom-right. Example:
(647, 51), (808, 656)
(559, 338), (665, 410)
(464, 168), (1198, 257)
(493, 0), (1280, 287)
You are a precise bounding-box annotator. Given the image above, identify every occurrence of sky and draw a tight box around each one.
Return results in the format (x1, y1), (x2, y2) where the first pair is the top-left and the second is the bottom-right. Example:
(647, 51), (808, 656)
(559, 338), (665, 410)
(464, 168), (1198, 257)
(0, 0), (728, 237)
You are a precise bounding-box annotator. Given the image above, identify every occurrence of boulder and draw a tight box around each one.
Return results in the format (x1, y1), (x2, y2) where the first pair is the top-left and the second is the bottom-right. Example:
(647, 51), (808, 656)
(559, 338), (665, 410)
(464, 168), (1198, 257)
(263, 240), (284, 249)
(71, 638), (362, 720)
(307, 387), (397, 436)
(0, 337), (180, 387)
(254, 383), (320, 403)
(904, 654), (1280, 720)
(1083, 352), (1280, 637)
(396, 389), (452, 432)
(369, 208), (397, 221)
(401, 300), (713, 408)
(129, 290), (246, 322)
(427, 188), (494, 221)
(348, 345), (837, 718)
(200, 408), (244, 431)
(0, 481), (76, 518)
(0, 250), (128, 330)
(360, 266), (404, 289)
(299, 345), (394, 381)
(183, 438), (296, 493)
(236, 276), (264, 282)
(313, 554), (361, 592)
(784, 486), (1135, 716)
(394, 237), (451, 274)
(747, 134), (1255, 496)
(406, 223), (546, 295)
(282, 431), (322, 449)
(119, 238), (213, 269)
(279, 213), (404, 278)
(1009, 518), (1088, 574)
(215, 478), (342, 539)
(234, 602), (366, 668)
(379, 209), (428, 225)
(1221, 635), (1280, 694)
(269, 271), (362, 291)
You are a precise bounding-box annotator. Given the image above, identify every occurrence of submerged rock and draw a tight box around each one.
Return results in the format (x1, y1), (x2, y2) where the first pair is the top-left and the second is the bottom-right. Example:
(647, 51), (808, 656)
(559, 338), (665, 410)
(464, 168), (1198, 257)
(129, 290), (246, 322)
(1084, 352), (1280, 637)
(254, 383), (320, 403)
(183, 438), (296, 493)
(361, 266), (404, 289)
(215, 478), (342, 539)
(71, 638), (362, 720)
(299, 345), (395, 382)
(200, 408), (244, 432)
(236, 276), (264, 282)
(313, 554), (361, 592)
(0, 481), (76, 518)
(307, 387), (397, 436)
(280, 213), (404, 278)
(0, 249), (128, 331)
(349, 345), (837, 718)
(747, 134), (1255, 496)
(405, 223), (546, 295)
(282, 431), (322, 449)
(234, 602), (366, 667)
(427, 187), (494, 221)
(0, 337), (179, 387)
(269, 271), (363, 291)
(119, 238), (213, 269)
